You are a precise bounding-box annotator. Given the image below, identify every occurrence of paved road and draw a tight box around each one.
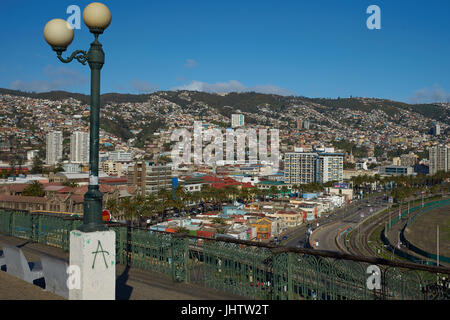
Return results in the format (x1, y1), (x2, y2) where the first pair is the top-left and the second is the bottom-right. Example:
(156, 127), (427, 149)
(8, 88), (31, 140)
(310, 197), (388, 252)
(285, 194), (388, 252)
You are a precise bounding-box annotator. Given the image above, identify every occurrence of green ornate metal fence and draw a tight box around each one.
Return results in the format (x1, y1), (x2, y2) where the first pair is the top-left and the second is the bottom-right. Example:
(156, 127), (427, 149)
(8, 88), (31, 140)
(0, 208), (449, 300)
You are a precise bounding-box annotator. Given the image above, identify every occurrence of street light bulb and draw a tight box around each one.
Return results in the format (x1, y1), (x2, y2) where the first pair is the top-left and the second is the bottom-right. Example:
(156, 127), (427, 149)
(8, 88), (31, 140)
(43, 19), (74, 49)
(83, 2), (112, 32)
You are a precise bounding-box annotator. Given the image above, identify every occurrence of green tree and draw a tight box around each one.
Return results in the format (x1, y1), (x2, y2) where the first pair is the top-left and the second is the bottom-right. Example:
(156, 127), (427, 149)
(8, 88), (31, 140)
(211, 217), (226, 225)
(22, 181), (45, 197)
(62, 181), (78, 188)
(106, 198), (119, 220)
(269, 186), (278, 198)
(119, 197), (137, 225)
(30, 156), (43, 174)
(175, 227), (189, 234)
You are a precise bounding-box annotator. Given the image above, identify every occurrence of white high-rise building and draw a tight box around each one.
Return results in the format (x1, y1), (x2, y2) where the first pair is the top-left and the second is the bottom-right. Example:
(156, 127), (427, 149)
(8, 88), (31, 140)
(429, 145), (449, 175)
(231, 114), (245, 128)
(318, 153), (344, 183)
(46, 131), (63, 165)
(70, 131), (90, 164)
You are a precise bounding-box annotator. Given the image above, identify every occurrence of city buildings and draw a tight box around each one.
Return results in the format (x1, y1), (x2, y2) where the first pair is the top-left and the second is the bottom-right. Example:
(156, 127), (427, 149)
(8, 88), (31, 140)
(46, 131), (63, 165)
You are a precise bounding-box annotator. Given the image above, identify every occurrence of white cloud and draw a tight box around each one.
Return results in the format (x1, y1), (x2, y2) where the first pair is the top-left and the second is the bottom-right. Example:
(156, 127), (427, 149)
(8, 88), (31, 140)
(408, 84), (450, 104)
(185, 59), (197, 68)
(129, 79), (159, 94)
(171, 80), (293, 96)
(10, 65), (87, 92)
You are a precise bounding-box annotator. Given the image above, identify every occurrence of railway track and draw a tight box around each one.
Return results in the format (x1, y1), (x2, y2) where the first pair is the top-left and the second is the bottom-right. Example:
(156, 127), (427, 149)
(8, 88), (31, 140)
(346, 195), (449, 261)
(347, 204), (406, 258)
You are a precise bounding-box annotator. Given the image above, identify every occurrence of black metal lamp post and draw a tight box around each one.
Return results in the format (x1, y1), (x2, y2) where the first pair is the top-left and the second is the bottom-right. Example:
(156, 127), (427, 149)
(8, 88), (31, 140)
(43, 2), (112, 232)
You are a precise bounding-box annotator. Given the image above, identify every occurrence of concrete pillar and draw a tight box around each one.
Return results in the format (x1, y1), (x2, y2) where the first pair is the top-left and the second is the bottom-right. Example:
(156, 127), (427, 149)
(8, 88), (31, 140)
(69, 230), (116, 300)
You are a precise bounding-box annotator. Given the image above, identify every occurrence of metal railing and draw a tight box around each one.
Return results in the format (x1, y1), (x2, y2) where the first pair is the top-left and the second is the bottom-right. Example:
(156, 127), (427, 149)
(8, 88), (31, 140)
(0, 208), (449, 300)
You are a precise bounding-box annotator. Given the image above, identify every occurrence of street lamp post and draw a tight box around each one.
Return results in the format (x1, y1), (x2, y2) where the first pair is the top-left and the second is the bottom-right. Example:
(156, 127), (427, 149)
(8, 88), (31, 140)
(44, 3), (111, 232)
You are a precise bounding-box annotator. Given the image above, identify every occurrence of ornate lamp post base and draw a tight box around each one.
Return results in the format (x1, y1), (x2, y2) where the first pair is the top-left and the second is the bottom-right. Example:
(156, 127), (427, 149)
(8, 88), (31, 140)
(69, 230), (116, 300)
(78, 188), (109, 233)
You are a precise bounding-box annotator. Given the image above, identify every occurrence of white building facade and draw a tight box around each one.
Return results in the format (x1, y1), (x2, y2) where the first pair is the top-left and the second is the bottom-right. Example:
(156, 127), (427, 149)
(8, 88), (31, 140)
(70, 131), (90, 164)
(46, 131), (63, 165)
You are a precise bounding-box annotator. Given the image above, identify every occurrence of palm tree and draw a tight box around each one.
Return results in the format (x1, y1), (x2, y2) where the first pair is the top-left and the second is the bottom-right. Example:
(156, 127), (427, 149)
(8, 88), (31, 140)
(143, 193), (159, 223)
(292, 184), (299, 196)
(281, 186), (289, 197)
(22, 181), (45, 197)
(8, 158), (16, 181)
(173, 185), (188, 211)
(175, 226), (189, 234)
(248, 186), (259, 202)
(211, 217), (226, 225)
(119, 197), (137, 226)
(16, 156), (24, 176)
(201, 184), (214, 203)
(269, 186), (278, 199)
(190, 191), (202, 207)
(238, 187), (250, 203)
(106, 198), (119, 220)
(62, 181), (79, 188)
(260, 188), (269, 201)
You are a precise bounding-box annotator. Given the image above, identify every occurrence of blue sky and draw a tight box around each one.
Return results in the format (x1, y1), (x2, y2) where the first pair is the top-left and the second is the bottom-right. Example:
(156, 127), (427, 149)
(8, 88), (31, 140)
(0, 0), (449, 103)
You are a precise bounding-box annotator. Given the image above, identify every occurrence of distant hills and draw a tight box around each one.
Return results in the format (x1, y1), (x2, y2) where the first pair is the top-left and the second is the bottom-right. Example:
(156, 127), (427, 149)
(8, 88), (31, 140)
(1, 88), (449, 122)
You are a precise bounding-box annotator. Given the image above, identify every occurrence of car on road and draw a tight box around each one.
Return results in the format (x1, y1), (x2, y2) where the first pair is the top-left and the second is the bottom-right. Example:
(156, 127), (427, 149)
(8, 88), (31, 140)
(282, 236), (288, 241)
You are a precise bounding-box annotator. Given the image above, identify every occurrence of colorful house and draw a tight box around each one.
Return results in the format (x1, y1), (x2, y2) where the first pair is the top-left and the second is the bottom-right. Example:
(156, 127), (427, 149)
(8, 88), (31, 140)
(250, 217), (272, 240)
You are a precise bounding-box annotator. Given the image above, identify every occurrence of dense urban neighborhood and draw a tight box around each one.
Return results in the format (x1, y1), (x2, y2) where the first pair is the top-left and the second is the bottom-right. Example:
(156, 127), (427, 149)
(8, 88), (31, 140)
(0, 89), (449, 244)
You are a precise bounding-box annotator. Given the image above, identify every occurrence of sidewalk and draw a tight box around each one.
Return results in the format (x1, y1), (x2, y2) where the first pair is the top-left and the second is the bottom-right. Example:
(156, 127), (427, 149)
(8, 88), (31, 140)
(0, 233), (241, 300)
(0, 270), (63, 300)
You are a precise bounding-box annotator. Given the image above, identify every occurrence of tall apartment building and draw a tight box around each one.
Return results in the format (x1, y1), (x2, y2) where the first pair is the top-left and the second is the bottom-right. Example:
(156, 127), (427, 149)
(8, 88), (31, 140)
(429, 145), (450, 175)
(231, 114), (245, 128)
(317, 152), (344, 183)
(431, 123), (441, 136)
(46, 131), (63, 165)
(128, 161), (173, 195)
(284, 152), (317, 184)
(70, 131), (89, 164)
(400, 153), (418, 167)
(284, 149), (343, 184)
(303, 120), (310, 130)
